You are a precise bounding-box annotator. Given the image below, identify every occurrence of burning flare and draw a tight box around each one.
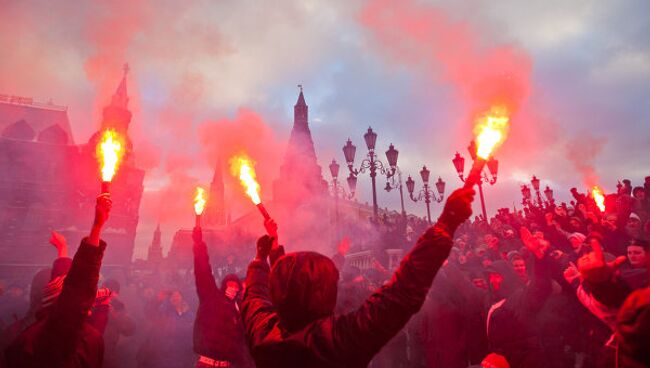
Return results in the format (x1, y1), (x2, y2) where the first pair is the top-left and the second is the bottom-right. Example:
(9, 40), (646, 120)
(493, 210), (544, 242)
(592, 186), (606, 212)
(97, 129), (125, 182)
(230, 155), (261, 204)
(473, 106), (510, 160)
(194, 187), (207, 215)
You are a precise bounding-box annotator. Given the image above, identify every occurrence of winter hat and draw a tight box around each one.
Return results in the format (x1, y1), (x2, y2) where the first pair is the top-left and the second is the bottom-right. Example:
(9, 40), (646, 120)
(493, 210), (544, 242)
(481, 352), (510, 368)
(629, 213), (642, 223)
(568, 232), (586, 244)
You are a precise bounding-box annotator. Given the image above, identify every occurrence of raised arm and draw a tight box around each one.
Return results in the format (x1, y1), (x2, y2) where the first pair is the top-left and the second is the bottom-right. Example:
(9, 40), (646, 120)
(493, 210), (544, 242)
(192, 226), (219, 303)
(332, 188), (475, 360)
(43, 194), (111, 347)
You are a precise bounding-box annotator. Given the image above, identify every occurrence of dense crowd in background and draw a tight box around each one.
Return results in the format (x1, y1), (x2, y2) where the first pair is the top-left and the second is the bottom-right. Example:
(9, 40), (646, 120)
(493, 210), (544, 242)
(0, 177), (649, 367)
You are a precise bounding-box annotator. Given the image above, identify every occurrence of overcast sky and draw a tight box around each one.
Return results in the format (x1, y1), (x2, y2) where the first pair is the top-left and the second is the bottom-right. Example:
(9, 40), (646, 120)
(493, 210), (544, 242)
(2, 0), (649, 256)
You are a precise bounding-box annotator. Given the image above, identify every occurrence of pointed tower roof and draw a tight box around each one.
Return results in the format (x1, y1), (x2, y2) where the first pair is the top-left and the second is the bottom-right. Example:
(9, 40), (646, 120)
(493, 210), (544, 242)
(273, 85), (327, 204)
(111, 63), (129, 109)
(296, 84), (306, 107)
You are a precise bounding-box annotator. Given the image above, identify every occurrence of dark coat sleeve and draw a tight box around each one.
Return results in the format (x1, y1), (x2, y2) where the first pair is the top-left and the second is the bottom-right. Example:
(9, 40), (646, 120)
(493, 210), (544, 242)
(41, 238), (106, 360)
(331, 224), (454, 359)
(193, 239), (219, 304)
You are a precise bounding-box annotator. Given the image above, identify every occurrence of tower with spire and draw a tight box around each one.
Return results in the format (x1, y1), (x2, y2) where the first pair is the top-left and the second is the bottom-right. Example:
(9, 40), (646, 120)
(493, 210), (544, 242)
(273, 86), (327, 205)
(101, 63), (132, 134)
(203, 157), (226, 227)
(147, 224), (163, 264)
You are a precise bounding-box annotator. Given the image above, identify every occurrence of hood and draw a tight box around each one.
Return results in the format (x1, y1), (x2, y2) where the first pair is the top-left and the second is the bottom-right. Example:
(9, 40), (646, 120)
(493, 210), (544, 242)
(270, 251), (339, 332)
(617, 287), (650, 366)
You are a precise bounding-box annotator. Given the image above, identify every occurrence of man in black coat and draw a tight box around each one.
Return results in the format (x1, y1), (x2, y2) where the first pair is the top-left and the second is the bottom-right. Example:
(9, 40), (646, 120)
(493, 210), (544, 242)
(5, 194), (112, 368)
(192, 226), (253, 367)
(241, 188), (475, 367)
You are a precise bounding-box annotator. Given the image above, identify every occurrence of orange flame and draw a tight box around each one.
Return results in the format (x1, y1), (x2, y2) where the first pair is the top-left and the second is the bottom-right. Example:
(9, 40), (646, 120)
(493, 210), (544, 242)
(230, 155), (261, 205)
(97, 129), (125, 182)
(473, 106), (510, 159)
(592, 186), (605, 212)
(194, 186), (207, 215)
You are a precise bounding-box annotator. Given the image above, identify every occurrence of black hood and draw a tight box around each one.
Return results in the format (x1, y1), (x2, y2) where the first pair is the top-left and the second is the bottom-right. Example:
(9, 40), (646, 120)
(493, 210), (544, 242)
(270, 251), (339, 332)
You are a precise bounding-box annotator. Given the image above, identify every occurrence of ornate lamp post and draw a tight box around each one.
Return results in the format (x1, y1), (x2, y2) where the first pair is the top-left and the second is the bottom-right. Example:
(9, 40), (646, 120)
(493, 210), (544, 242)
(328, 159), (355, 224)
(452, 141), (498, 220)
(522, 175), (555, 209)
(343, 127), (397, 219)
(383, 144), (407, 220)
(406, 166), (445, 224)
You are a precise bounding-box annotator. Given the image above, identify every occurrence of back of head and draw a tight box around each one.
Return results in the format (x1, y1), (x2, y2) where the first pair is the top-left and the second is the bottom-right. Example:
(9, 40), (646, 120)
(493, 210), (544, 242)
(270, 251), (339, 332)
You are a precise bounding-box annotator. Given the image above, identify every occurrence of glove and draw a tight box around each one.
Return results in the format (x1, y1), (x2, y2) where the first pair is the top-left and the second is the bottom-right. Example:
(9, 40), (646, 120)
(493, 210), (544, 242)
(437, 188), (475, 233)
(256, 235), (274, 261)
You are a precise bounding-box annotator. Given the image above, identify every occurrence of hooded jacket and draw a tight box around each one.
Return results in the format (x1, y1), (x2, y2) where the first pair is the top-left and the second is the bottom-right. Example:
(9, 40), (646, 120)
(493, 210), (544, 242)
(192, 239), (253, 366)
(242, 223), (454, 368)
(5, 239), (106, 368)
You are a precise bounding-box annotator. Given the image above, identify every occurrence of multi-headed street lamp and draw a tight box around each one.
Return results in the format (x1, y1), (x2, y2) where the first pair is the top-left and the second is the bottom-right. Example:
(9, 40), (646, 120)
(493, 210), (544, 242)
(343, 127), (398, 219)
(406, 166), (445, 224)
(522, 175), (554, 209)
(452, 141), (498, 220)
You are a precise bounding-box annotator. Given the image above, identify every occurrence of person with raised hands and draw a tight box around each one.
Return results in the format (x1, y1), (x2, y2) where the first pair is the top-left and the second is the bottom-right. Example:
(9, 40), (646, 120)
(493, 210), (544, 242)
(6, 194), (112, 368)
(241, 188), (475, 367)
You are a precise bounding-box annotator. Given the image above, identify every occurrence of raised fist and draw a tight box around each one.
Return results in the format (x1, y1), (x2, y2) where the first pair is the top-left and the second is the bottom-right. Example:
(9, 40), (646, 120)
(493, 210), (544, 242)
(439, 188), (475, 231)
(94, 193), (112, 228)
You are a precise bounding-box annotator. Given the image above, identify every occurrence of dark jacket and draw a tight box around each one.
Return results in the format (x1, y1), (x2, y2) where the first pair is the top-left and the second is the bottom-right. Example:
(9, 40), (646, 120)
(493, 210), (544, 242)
(487, 257), (553, 368)
(242, 224), (454, 368)
(5, 239), (106, 368)
(192, 239), (252, 366)
(617, 286), (650, 367)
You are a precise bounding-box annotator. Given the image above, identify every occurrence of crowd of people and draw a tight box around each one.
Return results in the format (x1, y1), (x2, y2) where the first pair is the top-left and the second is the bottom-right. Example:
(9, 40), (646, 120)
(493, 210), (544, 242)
(0, 177), (649, 367)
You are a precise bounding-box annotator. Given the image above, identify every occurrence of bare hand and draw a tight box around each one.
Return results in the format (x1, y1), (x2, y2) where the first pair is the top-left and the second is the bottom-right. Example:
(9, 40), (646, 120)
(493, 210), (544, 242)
(49, 231), (68, 257)
(563, 262), (580, 284)
(94, 193), (112, 228)
(577, 238), (626, 283)
(520, 226), (550, 259)
(440, 188), (475, 228)
(264, 218), (278, 238)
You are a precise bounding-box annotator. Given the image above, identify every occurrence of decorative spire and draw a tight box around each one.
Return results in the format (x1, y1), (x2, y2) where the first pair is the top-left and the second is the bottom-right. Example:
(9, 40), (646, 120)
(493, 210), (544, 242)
(111, 63), (129, 109)
(295, 84), (306, 107)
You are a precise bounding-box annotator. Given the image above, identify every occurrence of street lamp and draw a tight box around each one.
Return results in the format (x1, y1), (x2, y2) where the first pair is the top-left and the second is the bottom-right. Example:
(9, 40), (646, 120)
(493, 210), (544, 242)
(451, 142), (498, 220)
(406, 166), (445, 224)
(343, 127), (397, 219)
(328, 159), (354, 226)
(384, 145), (407, 219)
(522, 175), (555, 209)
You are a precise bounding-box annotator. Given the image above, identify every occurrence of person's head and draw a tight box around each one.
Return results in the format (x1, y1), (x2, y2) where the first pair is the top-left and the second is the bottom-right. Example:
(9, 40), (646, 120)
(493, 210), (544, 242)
(602, 214), (618, 231)
(470, 272), (488, 290)
(221, 274), (242, 301)
(554, 206), (567, 218)
(486, 235), (500, 251)
(169, 290), (184, 308)
(627, 213), (642, 235)
(633, 186), (645, 200)
(510, 255), (527, 280)
(102, 278), (121, 297)
(586, 231), (604, 250)
(488, 271), (504, 292)
(627, 240), (649, 268)
(270, 251), (339, 332)
(569, 217), (583, 231)
(568, 232), (586, 251)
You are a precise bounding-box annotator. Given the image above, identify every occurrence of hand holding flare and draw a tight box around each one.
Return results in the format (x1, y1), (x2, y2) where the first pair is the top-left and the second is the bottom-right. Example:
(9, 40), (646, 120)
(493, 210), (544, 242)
(464, 106), (510, 189)
(230, 155), (271, 220)
(194, 186), (207, 228)
(97, 129), (125, 193)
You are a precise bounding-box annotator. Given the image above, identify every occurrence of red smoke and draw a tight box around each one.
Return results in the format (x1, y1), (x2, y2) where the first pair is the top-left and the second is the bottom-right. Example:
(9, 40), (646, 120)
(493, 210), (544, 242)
(360, 0), (532, 118)
(565, 134), (605, 188)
